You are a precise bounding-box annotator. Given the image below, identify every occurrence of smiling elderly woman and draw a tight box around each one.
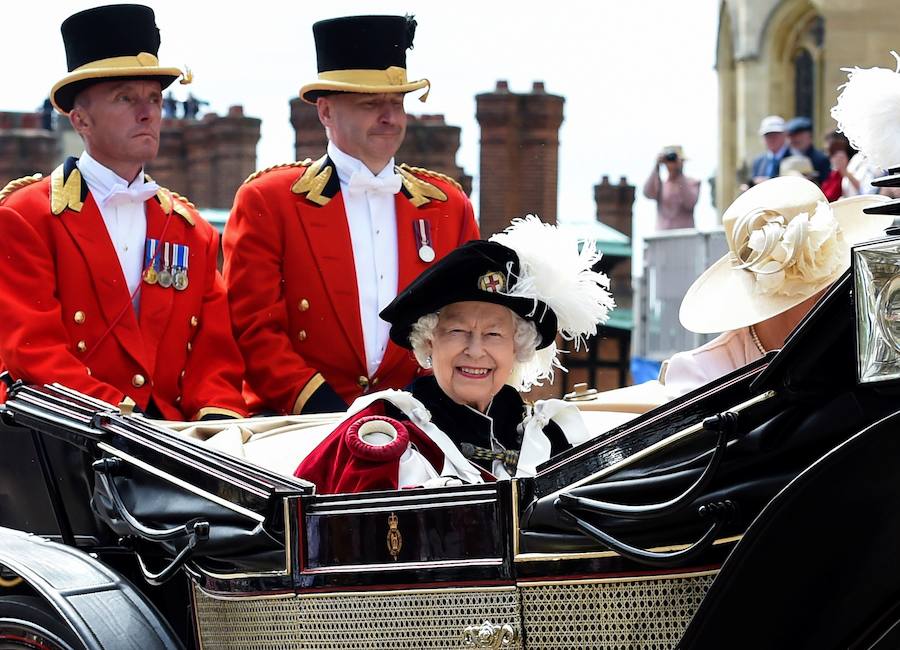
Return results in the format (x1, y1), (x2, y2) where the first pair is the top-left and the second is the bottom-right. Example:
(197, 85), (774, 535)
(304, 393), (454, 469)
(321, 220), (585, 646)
(294, 216), (615, 494)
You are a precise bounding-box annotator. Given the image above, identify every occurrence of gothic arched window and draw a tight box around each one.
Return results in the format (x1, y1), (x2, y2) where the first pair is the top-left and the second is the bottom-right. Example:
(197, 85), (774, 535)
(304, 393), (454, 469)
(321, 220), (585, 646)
(794, 48), (814, 119)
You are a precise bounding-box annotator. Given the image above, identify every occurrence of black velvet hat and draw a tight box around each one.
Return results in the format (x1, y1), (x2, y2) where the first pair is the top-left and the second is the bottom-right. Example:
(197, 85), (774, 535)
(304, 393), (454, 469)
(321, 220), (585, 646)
(381, 240), (559, 350)
(51, 4), (191, 114)
(300, 15), (429, 104)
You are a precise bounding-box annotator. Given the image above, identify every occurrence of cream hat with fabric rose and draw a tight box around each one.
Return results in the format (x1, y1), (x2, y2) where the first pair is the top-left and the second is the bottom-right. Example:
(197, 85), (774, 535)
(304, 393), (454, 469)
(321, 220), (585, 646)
(679, 176), (892, 333)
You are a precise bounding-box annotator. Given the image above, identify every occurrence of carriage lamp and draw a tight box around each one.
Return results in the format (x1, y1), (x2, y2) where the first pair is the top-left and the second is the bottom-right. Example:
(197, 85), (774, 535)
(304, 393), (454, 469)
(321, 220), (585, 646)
(854, 238), (900, 383)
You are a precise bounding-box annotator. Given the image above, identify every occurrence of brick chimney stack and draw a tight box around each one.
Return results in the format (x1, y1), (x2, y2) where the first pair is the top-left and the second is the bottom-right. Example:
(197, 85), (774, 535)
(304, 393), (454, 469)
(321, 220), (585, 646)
(289, 97), (327, 161)
(475, 81), (564, 237)
(0, 112), (60, 183)
(147, 105), (261, 209)
(289, 98), (471, 192)
(593, 175), (635, 238)
(397, 114), (472, 195)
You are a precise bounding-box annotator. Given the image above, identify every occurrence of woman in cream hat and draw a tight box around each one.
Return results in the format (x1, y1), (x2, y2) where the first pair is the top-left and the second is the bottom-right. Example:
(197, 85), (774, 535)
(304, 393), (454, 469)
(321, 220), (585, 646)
(662, 176), (891, 396)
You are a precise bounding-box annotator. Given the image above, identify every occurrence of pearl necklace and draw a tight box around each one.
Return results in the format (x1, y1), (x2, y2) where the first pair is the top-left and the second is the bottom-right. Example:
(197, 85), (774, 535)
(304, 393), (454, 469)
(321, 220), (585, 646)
(749, 325), (767, 355)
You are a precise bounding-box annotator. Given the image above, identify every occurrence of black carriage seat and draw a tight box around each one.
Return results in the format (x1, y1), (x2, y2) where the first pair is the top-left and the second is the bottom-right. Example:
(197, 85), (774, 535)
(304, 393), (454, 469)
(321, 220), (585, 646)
(678, 408), (900, 649)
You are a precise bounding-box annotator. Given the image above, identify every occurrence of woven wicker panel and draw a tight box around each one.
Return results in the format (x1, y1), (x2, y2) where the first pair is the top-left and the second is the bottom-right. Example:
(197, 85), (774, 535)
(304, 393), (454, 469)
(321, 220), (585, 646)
(193, 585), (523, 649)
(519, 573), (715, 650)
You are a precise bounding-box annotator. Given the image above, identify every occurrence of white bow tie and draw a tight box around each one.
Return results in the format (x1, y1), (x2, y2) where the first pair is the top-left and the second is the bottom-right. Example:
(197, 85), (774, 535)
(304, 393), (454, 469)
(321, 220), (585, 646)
(99, 179), (160, 209)
(347, 170), (402, 196)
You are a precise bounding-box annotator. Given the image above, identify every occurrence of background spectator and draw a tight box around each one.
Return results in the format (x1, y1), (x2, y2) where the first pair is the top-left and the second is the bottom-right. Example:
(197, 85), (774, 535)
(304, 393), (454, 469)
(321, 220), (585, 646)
(786, 117), (830, 184)
(748, 115), (788, 187)
(643, 145), (701, 230)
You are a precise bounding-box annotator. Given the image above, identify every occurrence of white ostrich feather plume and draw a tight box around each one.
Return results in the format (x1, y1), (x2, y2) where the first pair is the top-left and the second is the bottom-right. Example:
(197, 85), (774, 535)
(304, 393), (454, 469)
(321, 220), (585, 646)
(490, 215), (615, 347)
(831, 52), (900, 171)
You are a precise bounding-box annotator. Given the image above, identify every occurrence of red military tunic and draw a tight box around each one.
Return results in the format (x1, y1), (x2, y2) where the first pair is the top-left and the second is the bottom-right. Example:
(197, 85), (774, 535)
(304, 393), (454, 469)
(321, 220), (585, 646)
(0, 158), (247, 420)
(224, 155), (480, 414)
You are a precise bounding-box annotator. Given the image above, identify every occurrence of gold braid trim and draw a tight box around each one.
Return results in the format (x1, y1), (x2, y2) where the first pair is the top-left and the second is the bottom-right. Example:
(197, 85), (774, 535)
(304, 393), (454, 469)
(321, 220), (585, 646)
(0, 173), (43, 205)
(244, 159), (313, 185)
(399, 163), (463, 192)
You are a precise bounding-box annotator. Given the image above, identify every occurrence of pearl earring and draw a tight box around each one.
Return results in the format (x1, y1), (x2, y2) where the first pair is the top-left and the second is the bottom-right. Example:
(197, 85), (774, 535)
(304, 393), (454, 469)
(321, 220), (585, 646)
(424, 355), (433, 368)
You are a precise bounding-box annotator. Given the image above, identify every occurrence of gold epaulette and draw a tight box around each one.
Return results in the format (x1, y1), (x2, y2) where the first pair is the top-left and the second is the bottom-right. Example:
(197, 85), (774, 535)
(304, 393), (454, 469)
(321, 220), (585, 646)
(0, 173), (43, 205)
(399, 164), (463, 192)
(244, 159), (313, 185)
(148, 178), (197, 227)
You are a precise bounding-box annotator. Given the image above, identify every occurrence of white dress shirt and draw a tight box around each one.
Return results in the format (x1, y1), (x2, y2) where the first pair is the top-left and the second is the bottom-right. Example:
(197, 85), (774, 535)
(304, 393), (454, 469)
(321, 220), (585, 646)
(328, 141), (400, 376)
(661, 327), (764, 398)
(77, 151), (155, 311)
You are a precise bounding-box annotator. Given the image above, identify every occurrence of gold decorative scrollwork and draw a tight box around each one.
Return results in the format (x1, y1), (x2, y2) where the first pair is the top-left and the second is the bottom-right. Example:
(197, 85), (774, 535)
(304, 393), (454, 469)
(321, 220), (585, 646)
(386, 512), (402, 560)
(462, 620), (518, 648)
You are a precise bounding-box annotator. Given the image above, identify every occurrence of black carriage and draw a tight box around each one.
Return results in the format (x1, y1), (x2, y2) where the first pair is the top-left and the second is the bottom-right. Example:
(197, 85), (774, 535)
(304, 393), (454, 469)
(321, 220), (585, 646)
(3, 230), (900, 650)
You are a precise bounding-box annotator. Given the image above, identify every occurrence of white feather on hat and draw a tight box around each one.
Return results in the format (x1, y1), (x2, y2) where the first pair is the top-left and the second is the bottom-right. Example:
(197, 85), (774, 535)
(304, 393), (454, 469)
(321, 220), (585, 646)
(489, 215), (615, 390)
(831, 52), (900, 171)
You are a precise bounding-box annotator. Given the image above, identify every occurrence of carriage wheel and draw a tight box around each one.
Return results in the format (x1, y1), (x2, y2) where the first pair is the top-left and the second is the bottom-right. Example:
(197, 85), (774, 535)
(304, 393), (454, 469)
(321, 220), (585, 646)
(0, 596), (81, 650)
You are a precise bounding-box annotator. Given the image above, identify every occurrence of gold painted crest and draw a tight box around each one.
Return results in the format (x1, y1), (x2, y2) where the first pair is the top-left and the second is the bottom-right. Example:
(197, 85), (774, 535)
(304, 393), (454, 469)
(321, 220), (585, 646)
(387, 512), (402, 561)
(478, 271), (506, 293)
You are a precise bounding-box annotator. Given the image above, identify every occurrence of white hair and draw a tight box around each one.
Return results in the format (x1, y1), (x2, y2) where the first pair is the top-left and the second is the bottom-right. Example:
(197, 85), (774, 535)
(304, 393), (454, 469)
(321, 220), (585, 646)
(408, 308), (558, 391)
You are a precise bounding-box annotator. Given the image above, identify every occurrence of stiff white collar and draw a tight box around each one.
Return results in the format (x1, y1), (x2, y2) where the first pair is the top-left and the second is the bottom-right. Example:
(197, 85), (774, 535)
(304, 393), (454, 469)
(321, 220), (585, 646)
(77, 151), (144, 198)
(327, 141), (396, 185)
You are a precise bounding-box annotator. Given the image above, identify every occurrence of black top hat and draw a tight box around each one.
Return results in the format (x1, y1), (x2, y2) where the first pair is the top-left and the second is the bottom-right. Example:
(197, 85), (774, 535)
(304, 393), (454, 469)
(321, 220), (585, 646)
(51, 4), (190, 114)
(299, 15), (429, 104)
(380, 240), (559, 350)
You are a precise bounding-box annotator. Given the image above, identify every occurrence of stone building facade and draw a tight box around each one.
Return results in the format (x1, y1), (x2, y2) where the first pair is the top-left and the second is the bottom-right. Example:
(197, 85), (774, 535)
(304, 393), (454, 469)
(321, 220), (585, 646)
(716, 0), (900, 208)
(475, 81), (565, 237)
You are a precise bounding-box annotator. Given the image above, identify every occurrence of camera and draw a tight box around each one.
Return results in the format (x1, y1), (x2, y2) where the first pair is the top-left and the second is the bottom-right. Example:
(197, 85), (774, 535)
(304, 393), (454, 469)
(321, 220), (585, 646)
(663, 152), (679, 162)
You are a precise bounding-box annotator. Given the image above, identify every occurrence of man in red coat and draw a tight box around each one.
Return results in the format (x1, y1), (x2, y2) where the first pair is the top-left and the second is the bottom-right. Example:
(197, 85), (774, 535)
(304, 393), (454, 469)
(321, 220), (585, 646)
(224, 15), (479, 415)
(0, 5), (247, 420)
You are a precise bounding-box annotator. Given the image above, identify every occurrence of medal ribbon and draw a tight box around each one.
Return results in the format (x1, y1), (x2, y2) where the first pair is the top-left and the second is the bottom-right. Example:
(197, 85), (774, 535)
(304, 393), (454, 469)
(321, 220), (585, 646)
(82, 213), (176, 365)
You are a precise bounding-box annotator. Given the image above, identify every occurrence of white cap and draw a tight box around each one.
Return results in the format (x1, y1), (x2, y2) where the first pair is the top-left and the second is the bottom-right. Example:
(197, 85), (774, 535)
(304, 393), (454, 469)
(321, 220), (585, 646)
(758, 115), (786, 135)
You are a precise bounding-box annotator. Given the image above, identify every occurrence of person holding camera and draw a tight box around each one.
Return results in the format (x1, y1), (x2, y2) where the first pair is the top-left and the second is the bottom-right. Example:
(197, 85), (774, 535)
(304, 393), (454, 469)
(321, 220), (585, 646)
(642, 145), (701, 230)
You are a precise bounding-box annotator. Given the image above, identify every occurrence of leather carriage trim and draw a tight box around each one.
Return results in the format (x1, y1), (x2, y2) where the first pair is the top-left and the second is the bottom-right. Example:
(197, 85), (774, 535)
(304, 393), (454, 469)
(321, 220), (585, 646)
(396, 164), (448, 207)
(308, 497), (497, 517)
(539, 362), (771, 477)
(399, 163), (462, 192)
(97, 442), (265, 523)
(306, 488), (498, 509)
(290, 155), (336, 206)
(192, 584), (297, 601)
(540, 390), (777, 497)
(515, 570), (721, 588)
(192, 583), (518, 602)
(0, 173), (42, 204)
(512, 480), (521, 557)
(301, 557), (504, 575)
(513, 535), (743, 564)
(50, 162), (86, 214)
(187, 497), (295, 582)
(243, 158), (312, 185)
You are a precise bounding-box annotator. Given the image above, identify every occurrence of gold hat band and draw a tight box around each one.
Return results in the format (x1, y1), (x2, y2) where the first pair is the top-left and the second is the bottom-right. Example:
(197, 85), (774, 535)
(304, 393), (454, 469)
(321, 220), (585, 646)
(72, 52), (161, 72)
(318, 66), (410, 87)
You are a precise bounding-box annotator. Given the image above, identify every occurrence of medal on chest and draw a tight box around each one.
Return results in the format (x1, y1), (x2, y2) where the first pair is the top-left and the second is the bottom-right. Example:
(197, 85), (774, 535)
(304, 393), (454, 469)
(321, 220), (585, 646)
(414, 218), (435, 263)
(172, 242), (190, 291)
(142, 238), (159, 285)
(157, 241), (174, 288)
